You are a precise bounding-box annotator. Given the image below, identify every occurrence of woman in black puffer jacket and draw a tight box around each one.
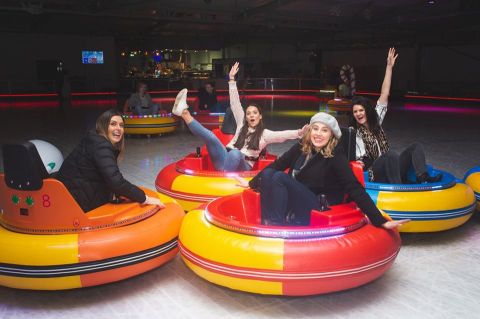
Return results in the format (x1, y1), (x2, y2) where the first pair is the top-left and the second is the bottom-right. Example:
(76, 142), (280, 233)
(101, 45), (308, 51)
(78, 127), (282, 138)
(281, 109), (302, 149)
(57, 109), (163, 212)
(238, 112), (409, 229)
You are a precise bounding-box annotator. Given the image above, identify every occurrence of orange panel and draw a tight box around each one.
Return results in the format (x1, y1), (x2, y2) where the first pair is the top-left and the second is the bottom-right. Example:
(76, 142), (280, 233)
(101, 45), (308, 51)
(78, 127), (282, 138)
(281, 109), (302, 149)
(78, 202), (184, 262)
(80, 249), (178, 287)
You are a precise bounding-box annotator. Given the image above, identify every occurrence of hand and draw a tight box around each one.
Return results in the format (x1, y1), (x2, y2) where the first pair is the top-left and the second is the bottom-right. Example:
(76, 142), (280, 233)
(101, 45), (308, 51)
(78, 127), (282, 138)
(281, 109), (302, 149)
(356, 160), (365, 169)
(386, 47), (398, 68)
(382, 219), (410, 230)
(229, 62), (240, 81)
(234, 176), (249, 188)
(297, 124), (309, 137)
(143, 196), (166, 209)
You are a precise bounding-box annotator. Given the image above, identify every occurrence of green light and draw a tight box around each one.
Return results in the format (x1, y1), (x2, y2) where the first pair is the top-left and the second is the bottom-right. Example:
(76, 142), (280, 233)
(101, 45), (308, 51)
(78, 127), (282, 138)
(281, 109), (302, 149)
(26, 196), (34, 206)
(12, 195), (20, 205)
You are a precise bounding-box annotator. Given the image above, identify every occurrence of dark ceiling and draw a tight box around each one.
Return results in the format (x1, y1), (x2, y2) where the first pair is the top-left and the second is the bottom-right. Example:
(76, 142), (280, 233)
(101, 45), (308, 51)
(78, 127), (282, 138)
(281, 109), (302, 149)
(0, 0), (479, 49)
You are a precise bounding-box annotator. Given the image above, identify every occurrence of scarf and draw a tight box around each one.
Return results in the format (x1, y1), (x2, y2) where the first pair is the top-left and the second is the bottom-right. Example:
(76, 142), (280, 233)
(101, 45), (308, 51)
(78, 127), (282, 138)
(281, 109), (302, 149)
(358, 125), (390, 163)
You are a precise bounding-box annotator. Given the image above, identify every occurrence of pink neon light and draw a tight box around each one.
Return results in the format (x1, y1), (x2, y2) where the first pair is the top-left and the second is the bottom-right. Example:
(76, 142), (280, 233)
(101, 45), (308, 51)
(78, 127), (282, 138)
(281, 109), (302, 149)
(149, 89), (321, 94)
(404, 103), (480, 114)
(0, 93), (58, 97)
(71, 92), (117, 96)
(0, 101), (58, 108)
(404, 95), (480, 102)
(356, 91), (381, 96)
(0, 92), (117, 98)
(70, 99), (116, 107)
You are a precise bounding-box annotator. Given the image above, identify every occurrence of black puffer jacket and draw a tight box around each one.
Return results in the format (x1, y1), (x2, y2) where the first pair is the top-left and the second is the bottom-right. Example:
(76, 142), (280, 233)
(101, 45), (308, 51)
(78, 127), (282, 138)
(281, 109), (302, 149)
(57, 133), (146, 212)
(249, 142), (388, 227)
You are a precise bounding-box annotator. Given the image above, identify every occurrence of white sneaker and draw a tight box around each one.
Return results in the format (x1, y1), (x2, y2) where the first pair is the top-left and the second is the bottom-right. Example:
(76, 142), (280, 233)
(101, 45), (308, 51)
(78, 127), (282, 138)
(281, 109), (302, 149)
(172, 88), (188, 116)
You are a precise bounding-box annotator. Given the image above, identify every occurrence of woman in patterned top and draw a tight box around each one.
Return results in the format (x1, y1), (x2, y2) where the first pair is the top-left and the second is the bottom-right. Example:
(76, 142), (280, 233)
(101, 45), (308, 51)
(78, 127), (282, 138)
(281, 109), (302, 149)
(350, 48), (442, 184)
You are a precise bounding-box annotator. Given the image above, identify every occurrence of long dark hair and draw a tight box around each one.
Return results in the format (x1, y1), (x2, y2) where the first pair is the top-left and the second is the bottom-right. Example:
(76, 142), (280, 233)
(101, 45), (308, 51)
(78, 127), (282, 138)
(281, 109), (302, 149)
(233, 103), (265, 150)
(95, 109), (125, 159)
(349, 96), (382, 134)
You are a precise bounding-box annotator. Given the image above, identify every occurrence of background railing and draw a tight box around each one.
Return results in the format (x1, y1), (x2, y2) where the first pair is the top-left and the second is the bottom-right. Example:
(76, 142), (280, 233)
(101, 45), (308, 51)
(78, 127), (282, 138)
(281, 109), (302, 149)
(118, 77), (326, 94)
(1, 78), (478, 98)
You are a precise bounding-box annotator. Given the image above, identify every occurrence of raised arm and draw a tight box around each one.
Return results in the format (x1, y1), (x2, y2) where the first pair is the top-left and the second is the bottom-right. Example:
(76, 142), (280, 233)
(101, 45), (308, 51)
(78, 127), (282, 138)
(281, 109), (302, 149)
(378, 48), (398, 106)
(228, 62), (244, 127)
(262, 124), (308, 145)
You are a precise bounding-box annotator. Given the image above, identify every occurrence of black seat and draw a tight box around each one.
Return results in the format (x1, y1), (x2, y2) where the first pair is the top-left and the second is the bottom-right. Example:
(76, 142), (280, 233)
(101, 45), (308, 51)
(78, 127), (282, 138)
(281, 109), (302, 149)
(220, 107), (237, 135)
(339, 127), (356, 161)
(2, 142), (49, 191)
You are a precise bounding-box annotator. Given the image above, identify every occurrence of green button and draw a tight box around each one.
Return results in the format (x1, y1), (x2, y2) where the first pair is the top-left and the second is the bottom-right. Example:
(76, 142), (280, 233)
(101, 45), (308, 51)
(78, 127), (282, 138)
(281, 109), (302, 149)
(26, 196), (34, 206)
(12, 195), (20, 205)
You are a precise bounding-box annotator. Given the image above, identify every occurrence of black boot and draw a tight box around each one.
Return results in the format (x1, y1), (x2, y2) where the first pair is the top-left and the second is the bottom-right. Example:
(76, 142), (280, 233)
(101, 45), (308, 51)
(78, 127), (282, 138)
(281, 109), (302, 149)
(416, 172), (443, 183)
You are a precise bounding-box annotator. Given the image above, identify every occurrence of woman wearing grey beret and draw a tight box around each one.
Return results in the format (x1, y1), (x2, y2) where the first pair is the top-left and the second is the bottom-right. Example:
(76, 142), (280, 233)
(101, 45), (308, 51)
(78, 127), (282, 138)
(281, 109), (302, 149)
(237, 112), (409, 229)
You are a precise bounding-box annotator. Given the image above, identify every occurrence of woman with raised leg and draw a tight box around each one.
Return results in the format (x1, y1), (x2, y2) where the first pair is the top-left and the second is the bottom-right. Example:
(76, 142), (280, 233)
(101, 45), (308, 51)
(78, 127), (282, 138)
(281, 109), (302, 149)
(172, 62), (307, 172)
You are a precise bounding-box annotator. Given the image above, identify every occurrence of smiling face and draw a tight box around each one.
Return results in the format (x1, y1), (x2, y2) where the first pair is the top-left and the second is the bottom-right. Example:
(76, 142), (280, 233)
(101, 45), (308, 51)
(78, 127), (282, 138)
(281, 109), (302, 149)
(107, 115), (124, 145)
(310, 122), (332, 149)
(352, 104), (367, 127)
(245, 105), (262, 128)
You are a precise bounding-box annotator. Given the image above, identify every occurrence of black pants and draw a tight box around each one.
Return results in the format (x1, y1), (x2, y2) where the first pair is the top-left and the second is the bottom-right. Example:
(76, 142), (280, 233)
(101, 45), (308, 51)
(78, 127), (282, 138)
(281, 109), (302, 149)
(257, 168), (319, 225)
(372, 143), (428, 184)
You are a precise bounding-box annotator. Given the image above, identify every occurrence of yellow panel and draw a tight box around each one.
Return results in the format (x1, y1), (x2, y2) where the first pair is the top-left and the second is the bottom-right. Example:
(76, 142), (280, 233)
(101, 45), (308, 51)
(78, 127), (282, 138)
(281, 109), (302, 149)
(172, 175), (249, 196)
(156, 192), (203, 211)
(125, 117), (176, 124)
(180, 210), (284, 270)
(123, 117), (177, 135)
(0, 275), (82, 290)
(398, 214), (473, 233)
(183, 258), (282, 295)
(177, 199), (203, 212)
(156, 192), (177, 205)
(124, 127), (176, 135)
(465, 172), (480, 192)
(0, 226), (78, 265)
(377, 183), (474, 211)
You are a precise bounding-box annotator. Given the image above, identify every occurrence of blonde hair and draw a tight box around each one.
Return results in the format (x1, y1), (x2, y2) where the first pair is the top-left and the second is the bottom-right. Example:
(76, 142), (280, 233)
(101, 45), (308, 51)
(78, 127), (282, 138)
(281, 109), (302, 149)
(301, 126), (338, 158)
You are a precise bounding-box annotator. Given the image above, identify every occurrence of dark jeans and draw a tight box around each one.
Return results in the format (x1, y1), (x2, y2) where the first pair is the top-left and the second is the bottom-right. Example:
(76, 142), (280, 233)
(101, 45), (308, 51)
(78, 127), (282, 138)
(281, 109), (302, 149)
(257, 168), (319, 225)
(372, 142), (428, 183)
